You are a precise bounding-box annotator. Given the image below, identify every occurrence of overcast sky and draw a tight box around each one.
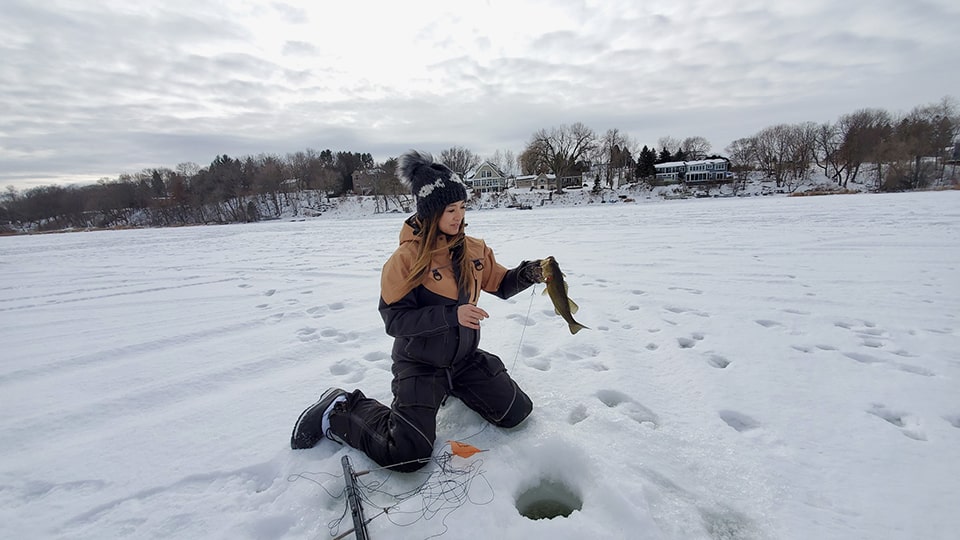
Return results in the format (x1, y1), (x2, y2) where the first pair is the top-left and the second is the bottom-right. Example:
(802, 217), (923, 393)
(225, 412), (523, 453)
(2, 0), (958, 189)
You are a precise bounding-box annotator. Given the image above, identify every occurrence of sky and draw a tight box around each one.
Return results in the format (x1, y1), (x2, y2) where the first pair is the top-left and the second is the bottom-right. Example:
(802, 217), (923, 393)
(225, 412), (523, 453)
(2, 0), (959, 190)
(2, 192), (959, 538)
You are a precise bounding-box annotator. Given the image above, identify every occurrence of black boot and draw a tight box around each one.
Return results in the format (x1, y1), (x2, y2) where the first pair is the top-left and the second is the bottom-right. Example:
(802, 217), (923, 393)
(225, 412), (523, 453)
(290, 387), (348, 449)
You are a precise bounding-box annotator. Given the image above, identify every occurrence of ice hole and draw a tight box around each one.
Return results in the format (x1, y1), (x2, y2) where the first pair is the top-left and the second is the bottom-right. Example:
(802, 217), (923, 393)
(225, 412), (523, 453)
(515, 479), (582, 520)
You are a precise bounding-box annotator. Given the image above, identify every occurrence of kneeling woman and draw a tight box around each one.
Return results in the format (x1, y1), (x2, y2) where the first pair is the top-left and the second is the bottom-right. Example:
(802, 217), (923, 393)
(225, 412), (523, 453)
(291, 150), (543, 472)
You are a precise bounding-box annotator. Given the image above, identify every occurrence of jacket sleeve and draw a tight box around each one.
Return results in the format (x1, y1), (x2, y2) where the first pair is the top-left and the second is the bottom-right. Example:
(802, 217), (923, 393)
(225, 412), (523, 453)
(475, 240), (537, 300)
(492, 261), (537, 299)
(379, 292), (459, 338)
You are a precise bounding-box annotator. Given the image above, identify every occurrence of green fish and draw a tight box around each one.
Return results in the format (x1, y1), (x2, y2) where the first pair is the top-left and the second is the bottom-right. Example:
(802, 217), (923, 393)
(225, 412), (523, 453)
(540, 256), (588, 335)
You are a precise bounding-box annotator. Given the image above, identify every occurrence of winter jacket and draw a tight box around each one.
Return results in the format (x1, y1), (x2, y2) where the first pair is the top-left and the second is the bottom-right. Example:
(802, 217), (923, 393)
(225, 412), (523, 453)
(379, 216), (534, 368)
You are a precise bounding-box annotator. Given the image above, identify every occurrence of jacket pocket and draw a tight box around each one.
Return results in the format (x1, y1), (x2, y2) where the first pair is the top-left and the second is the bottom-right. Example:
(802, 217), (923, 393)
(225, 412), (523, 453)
(400, 333), (452, 367)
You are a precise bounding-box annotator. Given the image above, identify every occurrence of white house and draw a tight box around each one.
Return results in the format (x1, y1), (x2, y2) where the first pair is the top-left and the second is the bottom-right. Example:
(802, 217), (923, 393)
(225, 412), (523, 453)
(465, 162), (508, 193)
(654, 159), (731, 183)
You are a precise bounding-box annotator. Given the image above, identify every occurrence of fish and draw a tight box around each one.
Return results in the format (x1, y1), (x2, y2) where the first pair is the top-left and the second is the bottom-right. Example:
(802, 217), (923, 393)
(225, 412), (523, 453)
(540, 256), (588, 334)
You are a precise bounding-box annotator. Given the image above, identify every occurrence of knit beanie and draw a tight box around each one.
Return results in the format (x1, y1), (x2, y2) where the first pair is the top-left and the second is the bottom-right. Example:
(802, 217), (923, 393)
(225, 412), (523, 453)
(396, 150), (468, 220)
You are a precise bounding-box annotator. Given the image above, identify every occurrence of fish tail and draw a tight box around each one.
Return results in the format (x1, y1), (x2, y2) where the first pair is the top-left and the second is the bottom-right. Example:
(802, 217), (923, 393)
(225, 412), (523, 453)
(569, 322), (588, 334)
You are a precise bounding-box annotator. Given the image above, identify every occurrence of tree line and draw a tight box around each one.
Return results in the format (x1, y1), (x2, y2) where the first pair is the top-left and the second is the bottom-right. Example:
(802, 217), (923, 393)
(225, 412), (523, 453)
(2, 97), (957, 233)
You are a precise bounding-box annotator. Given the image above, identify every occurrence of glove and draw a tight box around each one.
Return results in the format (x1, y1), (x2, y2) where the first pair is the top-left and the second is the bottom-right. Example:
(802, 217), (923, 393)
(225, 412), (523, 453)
(519, 260), (544, 284)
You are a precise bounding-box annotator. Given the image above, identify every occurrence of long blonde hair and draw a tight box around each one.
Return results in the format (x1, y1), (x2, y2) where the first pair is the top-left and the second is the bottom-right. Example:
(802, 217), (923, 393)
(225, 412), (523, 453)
(402, 214), (474, 301)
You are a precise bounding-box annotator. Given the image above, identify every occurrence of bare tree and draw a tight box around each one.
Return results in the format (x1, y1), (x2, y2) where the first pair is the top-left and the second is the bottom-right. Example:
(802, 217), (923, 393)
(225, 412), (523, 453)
(681, 136), (712, 160)
(439, 146), (480, 177)
(599, 128), (634, 188)
(751, 123), (816, 190)
(488, 149), (518, 177)
(657, 136), (681, 154)
(523, 123), (597, 192)
(725, 137), (756, 192)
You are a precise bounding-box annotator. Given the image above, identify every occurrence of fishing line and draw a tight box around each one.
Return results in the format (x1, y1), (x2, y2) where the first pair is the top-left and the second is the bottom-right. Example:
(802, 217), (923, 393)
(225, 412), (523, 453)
(509, 283), (538, 372)
(289, 450), (493, 539)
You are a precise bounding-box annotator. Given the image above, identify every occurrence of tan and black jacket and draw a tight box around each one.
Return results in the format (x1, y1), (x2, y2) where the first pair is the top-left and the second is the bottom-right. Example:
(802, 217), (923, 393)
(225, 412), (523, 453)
(378, 216), (534, 368)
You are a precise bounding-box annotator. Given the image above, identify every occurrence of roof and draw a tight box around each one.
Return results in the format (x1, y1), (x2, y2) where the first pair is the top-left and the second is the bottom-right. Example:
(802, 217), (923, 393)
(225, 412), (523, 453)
(655, 158), (727, 169)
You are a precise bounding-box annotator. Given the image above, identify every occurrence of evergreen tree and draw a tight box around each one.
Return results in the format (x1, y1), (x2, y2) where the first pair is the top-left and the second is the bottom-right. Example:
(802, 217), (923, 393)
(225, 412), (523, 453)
(636, 145), (657, 178)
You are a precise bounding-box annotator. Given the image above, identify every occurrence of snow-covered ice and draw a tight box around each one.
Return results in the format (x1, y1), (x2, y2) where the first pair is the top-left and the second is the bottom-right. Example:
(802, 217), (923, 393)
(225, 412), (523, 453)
(2, 191), (958, 539)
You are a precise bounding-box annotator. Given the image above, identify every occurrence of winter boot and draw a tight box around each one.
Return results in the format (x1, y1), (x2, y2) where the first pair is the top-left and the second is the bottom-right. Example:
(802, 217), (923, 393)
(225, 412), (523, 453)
(290, 387), (348, 449)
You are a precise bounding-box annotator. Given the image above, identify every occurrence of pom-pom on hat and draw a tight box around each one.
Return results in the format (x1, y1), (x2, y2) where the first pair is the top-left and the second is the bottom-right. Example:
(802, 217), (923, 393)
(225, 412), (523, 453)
(396, 150), (468, 220)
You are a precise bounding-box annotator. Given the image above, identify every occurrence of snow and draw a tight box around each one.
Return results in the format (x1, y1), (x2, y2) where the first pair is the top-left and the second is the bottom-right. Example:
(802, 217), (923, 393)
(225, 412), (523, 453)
(2, 191), (959, 540)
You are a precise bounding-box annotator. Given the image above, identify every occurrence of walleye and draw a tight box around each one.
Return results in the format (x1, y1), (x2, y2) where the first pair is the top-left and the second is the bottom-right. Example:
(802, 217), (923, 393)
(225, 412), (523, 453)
(540, 256), (588, 335)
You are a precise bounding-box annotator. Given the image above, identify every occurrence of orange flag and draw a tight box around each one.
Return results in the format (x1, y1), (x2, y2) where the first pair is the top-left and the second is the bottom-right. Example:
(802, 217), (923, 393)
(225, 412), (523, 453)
(447, 440), (486, 458)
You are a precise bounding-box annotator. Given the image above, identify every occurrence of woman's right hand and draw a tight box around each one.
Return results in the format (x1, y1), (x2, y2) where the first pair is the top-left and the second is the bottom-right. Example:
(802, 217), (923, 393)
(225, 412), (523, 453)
(457, 304), (489, 330)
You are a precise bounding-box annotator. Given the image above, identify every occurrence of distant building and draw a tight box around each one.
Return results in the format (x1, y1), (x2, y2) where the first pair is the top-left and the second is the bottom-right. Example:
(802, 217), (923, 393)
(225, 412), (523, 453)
(655, 159), (731, 183)
(514, 172), (583, 190)
(351, 168), (383, 195)
(465, 162), (508, 193)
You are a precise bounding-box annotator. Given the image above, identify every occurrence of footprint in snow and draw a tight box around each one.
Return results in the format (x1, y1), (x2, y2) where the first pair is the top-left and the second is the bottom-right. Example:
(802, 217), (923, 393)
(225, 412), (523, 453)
(668, 286), (703, 295)
(595, 389), (659, 427)
(843, 352), (884, 364)
(755, 319), (782, 328)
(506, 313), (536, 326)
(708, 355), (731, 369)
(263, 289), (276, 296)
(525, 357), (551, 372)
(568, 404), (589, 425)
(677, 333), (704, 349)
(362, 351), (390, 363)
(868, 404), (926, 441)
(330, 360), (365, 383)
(718, 410), (760, 432)
(895, 363), (935, 377)
(944, 415), (960, 429)
(296, 327), (318, 341)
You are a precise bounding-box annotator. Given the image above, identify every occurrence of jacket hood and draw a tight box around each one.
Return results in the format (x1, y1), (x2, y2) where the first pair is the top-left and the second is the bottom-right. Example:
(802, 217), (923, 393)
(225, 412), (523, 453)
(398, 214), (461, 250)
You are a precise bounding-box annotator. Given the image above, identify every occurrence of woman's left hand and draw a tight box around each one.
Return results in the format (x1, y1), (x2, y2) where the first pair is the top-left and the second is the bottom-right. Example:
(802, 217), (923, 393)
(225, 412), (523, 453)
(457, 304), (489, 330)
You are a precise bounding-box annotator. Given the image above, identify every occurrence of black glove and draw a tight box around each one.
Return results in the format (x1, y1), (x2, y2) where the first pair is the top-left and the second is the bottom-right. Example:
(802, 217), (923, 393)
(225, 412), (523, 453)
(519, 260), (544, 284)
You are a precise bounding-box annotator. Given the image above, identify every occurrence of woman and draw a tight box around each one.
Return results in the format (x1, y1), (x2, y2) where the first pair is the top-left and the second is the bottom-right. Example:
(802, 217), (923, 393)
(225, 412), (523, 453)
(290, 150), (543, 472)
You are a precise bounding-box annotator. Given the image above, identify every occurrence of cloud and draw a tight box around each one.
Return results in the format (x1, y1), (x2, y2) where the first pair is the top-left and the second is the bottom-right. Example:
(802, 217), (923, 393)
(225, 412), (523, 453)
(1, 0), (958, 189)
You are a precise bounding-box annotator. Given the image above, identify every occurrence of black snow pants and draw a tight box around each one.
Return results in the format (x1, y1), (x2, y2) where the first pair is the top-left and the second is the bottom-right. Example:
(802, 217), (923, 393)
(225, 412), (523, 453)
(327, 349), (532, 472)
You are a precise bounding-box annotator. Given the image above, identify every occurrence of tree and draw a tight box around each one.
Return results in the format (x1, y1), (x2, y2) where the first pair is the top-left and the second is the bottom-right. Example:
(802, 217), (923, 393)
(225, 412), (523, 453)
(725, 138), (756, 193)
(600, 129), (634, 188)
(439, 146), (480, 177)
(657, 136), (681, 155)
(635, 145), (657, 179)
(680, 136), (712, 160)
(523, 123), (597, 192)
(488, 149), (518, 177)
(885, 98), (960, 190)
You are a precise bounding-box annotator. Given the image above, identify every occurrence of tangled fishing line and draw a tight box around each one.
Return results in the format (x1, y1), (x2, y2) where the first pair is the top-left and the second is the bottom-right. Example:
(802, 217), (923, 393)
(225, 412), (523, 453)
(289, 451), (493, 539)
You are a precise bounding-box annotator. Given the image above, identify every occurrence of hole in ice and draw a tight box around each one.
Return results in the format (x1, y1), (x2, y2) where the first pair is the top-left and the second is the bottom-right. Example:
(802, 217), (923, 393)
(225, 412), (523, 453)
(516, 479), (582, 520)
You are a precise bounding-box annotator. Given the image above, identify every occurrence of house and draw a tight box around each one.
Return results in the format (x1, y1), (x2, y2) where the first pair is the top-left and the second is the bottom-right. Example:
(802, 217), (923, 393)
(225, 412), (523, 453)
(514, 172), (584, 190)
(351, 168), (383, 195)
(515, 173), (552, 189)
(465, 161), (508, 193)
(654, 159), (730, 183)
